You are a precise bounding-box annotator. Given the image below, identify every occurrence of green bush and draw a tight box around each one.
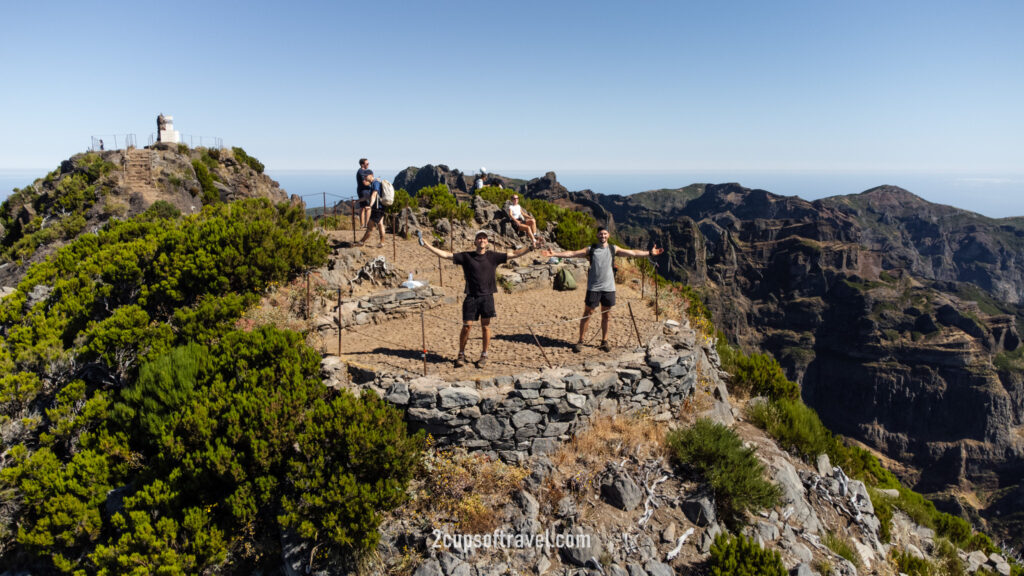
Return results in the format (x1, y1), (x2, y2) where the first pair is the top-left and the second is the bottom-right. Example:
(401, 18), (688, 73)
(824, 531), (861, 568)
(708, 533), (787, 576)
(192, 159), (219, 205)
(895, 549), (936, 576)
(717, 341), (800, 400)
(667, 419), (780, 526)
(385, 187), (417, 215)
(232, 146), (265, 174)
(747, 398), (842, 461)
(416, 184), (473, 224)
(142, 200), (181, 220)
(868, 488), (895, 543)
(553, 211), (597, 251)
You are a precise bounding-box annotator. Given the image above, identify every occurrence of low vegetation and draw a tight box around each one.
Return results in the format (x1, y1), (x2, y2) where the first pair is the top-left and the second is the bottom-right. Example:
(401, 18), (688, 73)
(708, 533), (787, 576)
(0, 199), (425, 572)
(667, 419), (780, 527)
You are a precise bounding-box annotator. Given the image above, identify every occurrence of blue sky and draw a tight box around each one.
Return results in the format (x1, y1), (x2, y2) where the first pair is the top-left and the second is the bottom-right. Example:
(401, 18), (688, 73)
(2, 1), (1023, 211)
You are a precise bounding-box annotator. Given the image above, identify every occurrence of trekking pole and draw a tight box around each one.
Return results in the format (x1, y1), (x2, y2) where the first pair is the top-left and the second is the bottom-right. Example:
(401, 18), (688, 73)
(420, 306), (428, 376)
(627, 302), (643, 348)
(528, 325), (553, 369)
(336, 288), (342, 355)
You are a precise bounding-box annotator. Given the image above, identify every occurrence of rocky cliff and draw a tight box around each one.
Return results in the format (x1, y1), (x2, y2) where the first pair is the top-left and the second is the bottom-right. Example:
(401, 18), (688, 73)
(0, 144), (287, 287)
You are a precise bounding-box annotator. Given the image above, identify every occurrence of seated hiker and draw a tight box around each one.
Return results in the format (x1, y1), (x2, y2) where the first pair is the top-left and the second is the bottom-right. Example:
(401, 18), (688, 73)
(506, 194), (539, 246)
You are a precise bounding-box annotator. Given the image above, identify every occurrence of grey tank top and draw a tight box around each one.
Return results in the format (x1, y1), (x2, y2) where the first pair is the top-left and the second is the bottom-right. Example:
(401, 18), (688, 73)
(586, 244), (616, 292)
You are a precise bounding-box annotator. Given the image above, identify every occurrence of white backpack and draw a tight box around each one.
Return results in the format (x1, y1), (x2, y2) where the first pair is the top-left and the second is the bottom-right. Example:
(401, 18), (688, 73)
(380, 179), (395, 206)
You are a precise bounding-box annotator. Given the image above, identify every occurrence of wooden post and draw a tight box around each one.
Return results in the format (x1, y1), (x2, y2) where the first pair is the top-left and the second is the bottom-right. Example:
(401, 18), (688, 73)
(654, 263), (660, 321)
(627, 302), (643, 348)
(322, 192), (327, 221)
(528, 325), (553, 369)
(641, 266), (645, 299)
(420, 307), (428, 376)
(351, 200), (357, 242)
(336, 288), (342, 355)
(439, 255), (444, 287)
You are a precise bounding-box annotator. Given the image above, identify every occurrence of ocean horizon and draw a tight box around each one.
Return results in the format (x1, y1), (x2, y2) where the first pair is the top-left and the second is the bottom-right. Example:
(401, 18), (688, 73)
(3, 168), (1023, 219)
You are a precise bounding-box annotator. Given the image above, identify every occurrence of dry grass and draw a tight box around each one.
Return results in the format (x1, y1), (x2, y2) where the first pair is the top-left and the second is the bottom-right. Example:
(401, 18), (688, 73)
(406, 447), (529, 532)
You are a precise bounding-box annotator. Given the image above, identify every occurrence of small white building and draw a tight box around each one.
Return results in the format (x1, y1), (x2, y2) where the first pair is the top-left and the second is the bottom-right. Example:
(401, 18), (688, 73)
(157, 114), (180, 144)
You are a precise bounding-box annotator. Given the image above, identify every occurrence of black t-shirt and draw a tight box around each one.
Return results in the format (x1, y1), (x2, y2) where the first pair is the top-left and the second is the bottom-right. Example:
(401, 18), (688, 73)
(356, 168), (373, 192)
(452, 250), (508, 295)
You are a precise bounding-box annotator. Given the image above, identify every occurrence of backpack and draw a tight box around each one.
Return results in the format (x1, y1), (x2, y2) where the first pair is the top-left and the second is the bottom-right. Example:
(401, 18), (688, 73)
(553, 267), (577, 291)
(380, 179), (395, 206)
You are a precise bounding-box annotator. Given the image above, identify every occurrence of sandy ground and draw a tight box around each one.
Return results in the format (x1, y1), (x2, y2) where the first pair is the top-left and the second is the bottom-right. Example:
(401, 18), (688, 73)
(318, 227), (679, 380)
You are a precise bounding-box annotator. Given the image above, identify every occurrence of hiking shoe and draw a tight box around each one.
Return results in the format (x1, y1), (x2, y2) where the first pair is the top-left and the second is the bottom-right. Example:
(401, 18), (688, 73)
(454, 354), (467, 368)
(476, 356), (487, 368)
(376, 242), (384, 248)
(572, 342), (583, 353)
(599, 340), (612, 352)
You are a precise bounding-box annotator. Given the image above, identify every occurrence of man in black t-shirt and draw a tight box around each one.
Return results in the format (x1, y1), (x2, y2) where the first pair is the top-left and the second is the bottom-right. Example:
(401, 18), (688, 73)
(419, 230), (533, 368)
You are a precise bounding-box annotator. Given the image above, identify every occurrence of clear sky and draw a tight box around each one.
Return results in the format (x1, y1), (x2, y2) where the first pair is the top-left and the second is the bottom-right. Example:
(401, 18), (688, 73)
(2, 1), (1023, 208)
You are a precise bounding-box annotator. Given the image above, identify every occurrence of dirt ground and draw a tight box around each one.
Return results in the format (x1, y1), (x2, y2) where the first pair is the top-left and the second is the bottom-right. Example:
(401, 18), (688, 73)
(316, 227), (681, 380)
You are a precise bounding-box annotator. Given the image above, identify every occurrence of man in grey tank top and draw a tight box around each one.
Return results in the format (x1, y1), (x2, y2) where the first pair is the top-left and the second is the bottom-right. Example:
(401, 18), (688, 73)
(543, 226), (663, 353)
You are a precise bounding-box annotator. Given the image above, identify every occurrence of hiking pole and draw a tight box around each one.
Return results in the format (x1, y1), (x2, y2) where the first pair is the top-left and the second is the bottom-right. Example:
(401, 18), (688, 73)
(420, 306), (428, 376)
(627, 302), (643, 348)
(527, 325), (553, 369)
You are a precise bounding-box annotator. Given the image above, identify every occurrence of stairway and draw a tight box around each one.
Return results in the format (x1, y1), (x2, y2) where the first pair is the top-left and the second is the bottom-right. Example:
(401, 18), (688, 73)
(122, 149), (159, 205)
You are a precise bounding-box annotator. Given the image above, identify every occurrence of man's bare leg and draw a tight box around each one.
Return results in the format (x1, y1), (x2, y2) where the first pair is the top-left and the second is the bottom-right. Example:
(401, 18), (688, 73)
(574, 306), (595, 352)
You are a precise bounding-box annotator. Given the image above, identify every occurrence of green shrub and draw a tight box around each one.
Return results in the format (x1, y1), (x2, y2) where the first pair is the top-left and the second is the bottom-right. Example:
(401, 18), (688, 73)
(417, 184), (472, 224)
(231, 146), (265, 174)
(177, 143), (189, 154)
(385, 187), (417, 215)
(142, 200), (181, 220)
(554, 211), (597, 250)
(192, 159), (219, 205)
(824, 531), (861, 568)
(868, 488), (894, 543)
(895, 549), (936, 576)
(708, 533), (787, 576)
(667, 419), (780, 526)
(718, 341), (800, 400)
(747, 398), (842, 461)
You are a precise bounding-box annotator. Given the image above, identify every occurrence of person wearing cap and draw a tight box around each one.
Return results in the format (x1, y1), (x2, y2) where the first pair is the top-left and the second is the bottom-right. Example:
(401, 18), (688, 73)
(507, 194), (539, 246)
(418, 229), (533, 368)
(542, 226), (663, 353)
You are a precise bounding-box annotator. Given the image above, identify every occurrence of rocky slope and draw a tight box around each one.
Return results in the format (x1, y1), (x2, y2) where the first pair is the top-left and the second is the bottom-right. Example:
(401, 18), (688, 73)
(495, 176), (1024, 545)
(0, 144), (287, 287)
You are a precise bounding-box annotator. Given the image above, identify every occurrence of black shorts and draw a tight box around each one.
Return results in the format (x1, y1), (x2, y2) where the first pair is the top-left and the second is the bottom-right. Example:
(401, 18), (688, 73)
(584, 290), (616, 309)
(369, 206), (385, 223)
(462, 294), (496, 322)
(358, 190), (371, 207)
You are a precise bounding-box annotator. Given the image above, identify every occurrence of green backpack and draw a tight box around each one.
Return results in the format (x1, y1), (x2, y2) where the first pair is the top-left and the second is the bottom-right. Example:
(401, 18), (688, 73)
(553, 267), (577, 291)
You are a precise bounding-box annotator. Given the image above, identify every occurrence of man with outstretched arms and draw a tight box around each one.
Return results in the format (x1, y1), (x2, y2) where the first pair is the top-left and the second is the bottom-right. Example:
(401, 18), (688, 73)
(542, 226), (663, 353)
(418, 229), (533, 368)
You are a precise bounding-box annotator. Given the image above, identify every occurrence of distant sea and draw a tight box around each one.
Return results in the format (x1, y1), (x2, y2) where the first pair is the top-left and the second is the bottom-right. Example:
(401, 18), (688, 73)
(3, 169), (1023, 219)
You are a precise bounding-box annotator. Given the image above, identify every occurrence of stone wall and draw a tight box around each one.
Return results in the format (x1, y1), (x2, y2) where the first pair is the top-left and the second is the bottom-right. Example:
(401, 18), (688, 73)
(498, 259), (588, 293)
(313, 285), (453, 334)
(323, 323), (717, 464)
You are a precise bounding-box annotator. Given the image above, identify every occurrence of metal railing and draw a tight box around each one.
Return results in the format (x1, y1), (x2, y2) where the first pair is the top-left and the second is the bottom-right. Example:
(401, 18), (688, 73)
(89, 134), (137, 151)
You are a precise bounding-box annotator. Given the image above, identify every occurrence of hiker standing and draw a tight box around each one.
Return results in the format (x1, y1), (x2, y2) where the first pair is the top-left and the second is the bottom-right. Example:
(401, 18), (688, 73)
(356, 158), (374, 227)
(542, 226), (663, 353)
(418, 230), (533, 368)
(355, 175), (386, 248)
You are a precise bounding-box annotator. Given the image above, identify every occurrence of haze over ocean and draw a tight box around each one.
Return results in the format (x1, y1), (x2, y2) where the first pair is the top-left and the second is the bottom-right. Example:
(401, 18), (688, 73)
(4, 168), (1023, 219)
